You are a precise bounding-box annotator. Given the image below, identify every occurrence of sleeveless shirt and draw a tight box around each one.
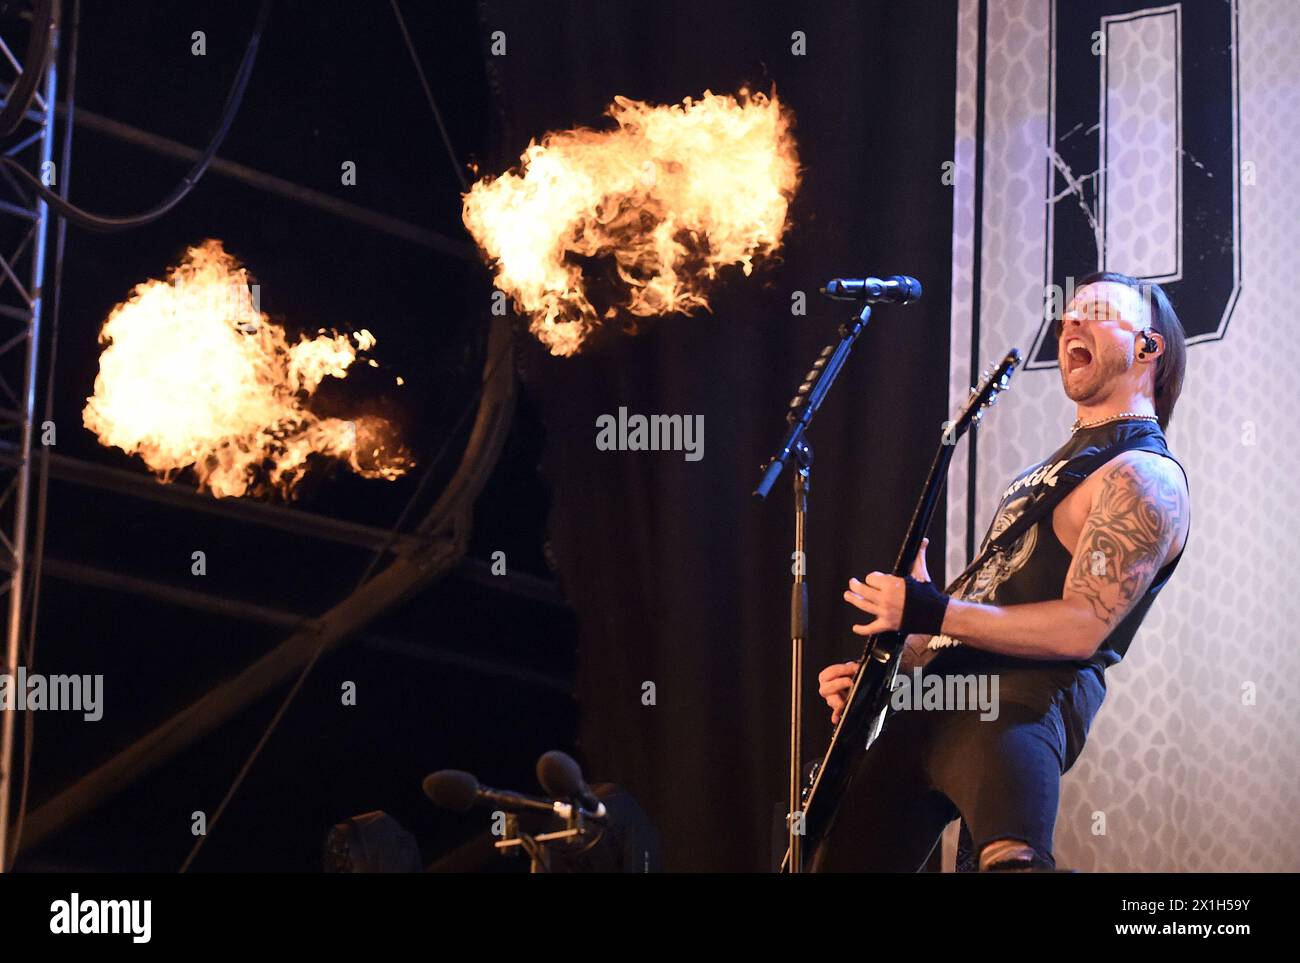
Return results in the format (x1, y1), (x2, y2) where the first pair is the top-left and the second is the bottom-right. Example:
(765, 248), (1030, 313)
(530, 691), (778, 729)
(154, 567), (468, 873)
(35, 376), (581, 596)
(923, 419), (1188, 729)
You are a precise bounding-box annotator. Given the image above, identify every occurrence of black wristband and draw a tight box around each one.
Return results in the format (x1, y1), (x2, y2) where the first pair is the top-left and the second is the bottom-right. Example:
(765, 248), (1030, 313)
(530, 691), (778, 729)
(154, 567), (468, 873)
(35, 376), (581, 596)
(900, 577), (950, 637)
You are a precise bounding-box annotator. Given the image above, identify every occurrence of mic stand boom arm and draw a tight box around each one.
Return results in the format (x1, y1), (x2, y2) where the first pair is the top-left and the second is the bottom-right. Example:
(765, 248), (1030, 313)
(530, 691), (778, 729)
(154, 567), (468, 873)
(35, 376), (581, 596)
(754, 303), (872, 501)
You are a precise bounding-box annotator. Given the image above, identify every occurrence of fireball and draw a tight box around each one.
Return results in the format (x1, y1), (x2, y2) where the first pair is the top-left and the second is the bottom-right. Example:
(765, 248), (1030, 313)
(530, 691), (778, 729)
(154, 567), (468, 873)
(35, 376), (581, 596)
(83, 239), (410, 498)
(462, 88), (800, 355)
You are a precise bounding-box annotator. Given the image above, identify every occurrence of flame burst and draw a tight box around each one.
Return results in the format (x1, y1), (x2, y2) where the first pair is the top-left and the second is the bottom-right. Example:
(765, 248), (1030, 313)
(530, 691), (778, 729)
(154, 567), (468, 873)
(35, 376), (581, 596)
(83, 239), (410, 499)
(462, 87), (800, 355)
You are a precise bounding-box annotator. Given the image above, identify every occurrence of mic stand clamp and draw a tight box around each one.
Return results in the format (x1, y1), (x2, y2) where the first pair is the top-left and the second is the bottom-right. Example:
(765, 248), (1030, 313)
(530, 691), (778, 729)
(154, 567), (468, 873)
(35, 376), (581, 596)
(492, 804), (593, 873)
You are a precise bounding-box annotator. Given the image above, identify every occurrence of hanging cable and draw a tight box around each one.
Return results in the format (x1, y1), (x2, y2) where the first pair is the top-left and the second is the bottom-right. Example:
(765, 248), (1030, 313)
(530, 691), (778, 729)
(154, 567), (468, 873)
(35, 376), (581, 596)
(389, 0), (469, 192)
(0, 0), (55, 137)
(0, 0), (271, 232)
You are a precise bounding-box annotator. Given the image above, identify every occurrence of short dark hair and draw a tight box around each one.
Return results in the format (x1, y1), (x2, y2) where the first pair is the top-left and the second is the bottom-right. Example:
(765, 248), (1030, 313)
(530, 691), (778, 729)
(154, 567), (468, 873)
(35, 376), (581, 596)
(1059, 271), (1187, 430)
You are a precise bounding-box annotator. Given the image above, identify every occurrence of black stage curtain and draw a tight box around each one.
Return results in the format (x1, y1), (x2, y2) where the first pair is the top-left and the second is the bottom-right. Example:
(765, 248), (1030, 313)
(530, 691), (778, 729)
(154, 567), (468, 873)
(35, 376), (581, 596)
(479, 0), (959, 871)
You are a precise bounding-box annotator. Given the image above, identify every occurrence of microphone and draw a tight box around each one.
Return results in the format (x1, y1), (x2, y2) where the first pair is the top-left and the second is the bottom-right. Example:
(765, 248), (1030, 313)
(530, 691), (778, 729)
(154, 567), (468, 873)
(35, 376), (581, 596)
(536, 750), (607, 819)
(422, 769), (570, 818)
(821, 275), (922, 304)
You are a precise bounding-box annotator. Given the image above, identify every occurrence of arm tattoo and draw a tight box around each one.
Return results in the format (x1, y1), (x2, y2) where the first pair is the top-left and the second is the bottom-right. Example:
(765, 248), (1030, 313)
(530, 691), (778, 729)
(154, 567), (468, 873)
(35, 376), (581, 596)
(1065, 457), (1186, 627)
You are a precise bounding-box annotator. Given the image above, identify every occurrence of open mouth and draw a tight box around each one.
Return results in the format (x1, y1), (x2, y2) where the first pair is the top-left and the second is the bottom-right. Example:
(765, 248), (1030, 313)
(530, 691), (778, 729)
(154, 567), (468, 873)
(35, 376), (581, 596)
(1064, 338), (1093, 374)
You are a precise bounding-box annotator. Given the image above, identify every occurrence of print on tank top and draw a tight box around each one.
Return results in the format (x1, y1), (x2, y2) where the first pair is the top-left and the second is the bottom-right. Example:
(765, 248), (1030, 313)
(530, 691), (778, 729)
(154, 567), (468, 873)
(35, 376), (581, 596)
(926, 461), (1065, 651)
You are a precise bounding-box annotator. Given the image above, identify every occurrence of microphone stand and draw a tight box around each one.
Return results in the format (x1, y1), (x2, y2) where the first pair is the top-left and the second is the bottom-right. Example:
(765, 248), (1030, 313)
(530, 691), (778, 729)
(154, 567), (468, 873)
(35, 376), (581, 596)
(754, 302), (873, 873)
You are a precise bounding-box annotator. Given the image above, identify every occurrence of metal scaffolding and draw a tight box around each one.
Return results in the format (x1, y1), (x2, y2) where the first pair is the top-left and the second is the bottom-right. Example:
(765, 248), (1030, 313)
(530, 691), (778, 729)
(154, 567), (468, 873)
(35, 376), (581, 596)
(0, 4), (57, 870)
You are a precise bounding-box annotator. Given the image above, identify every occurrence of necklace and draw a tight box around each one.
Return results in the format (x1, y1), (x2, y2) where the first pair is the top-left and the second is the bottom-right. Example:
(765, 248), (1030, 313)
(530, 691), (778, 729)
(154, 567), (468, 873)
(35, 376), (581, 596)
(1071, 412), (1159, 433)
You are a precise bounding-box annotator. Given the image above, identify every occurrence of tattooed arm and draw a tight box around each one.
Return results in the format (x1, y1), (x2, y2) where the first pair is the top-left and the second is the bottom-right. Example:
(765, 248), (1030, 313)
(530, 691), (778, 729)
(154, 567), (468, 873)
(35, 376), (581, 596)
(844, 452), (1189, 660)
(936, 452), (1188, 659)
(1060, 453), (1188, 629)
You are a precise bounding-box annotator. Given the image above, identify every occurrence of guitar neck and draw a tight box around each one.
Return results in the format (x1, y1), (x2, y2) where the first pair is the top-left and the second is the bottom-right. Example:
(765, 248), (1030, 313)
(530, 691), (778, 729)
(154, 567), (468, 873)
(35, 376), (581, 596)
(888, 434), (960, 580)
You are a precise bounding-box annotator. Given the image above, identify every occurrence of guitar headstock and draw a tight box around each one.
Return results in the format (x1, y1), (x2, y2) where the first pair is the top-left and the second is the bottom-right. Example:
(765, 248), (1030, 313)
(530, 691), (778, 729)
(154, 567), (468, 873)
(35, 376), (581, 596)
(949, 348), (1021, 440)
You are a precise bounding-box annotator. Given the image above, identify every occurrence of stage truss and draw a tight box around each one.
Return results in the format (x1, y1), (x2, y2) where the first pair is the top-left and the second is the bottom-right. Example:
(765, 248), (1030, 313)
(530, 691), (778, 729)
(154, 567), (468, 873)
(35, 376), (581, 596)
(0, 3), (58, 870)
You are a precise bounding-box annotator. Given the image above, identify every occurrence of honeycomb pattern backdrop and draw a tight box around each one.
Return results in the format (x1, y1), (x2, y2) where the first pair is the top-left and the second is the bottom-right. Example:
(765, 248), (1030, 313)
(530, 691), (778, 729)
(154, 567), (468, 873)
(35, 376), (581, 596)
(946, 0), (1300, 872)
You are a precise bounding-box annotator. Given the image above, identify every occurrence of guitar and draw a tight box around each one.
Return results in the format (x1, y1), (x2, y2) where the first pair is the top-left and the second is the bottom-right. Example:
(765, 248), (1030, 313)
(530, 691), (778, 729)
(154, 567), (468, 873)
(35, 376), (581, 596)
(784, 347), (1022, 872)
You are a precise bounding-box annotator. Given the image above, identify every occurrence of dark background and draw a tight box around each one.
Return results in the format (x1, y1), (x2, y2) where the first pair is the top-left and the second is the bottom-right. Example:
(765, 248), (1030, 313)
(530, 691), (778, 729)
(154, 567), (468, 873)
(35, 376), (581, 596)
(7, 0), (957, 872)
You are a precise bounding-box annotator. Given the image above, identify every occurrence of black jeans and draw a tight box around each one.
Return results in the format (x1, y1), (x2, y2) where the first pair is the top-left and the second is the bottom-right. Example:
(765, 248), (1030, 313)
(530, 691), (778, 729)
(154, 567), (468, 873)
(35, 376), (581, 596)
(809, 663), (1104, 872)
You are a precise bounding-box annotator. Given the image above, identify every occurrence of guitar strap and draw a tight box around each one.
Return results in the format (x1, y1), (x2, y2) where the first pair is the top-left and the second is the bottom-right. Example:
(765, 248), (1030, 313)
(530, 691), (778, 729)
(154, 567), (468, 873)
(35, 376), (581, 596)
(942, 434), (1164, 596)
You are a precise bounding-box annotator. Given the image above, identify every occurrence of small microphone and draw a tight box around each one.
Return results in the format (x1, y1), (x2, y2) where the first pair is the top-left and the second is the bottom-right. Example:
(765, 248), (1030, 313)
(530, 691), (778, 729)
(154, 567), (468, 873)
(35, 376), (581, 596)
(422, 769), (569, 817)
(536, 750), (607, 819)
(821, 275), (922, 304)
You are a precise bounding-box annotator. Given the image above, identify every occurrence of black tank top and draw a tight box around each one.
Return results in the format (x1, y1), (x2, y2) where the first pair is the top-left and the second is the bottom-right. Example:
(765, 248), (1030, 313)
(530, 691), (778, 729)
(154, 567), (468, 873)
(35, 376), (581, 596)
(926, 418), (1188, 680)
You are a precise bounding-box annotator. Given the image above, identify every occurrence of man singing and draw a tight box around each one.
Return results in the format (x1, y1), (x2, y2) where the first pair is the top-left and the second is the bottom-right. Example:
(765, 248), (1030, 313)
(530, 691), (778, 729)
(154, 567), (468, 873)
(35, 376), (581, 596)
(813, 271), (1191, 872)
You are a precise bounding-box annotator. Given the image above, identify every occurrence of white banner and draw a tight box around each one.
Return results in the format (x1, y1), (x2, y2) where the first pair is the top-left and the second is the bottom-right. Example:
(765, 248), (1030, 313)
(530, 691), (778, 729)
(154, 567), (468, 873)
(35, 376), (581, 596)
(949, 0), (1299, 872)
